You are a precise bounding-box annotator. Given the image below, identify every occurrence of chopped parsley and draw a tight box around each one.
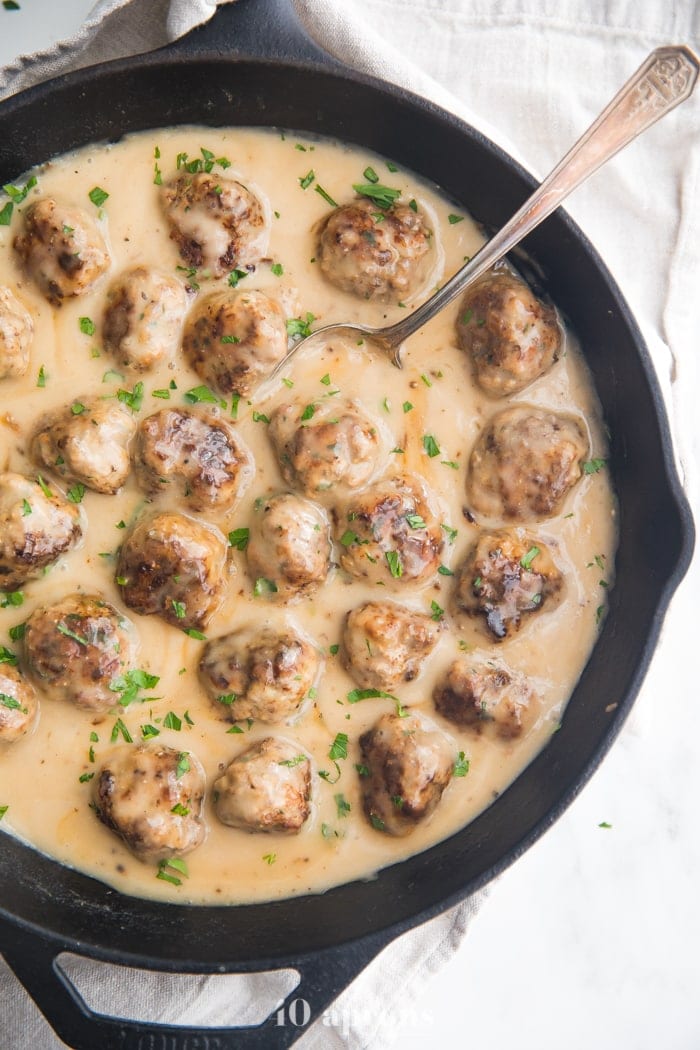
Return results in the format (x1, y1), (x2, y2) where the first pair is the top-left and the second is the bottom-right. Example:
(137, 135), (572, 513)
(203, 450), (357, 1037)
(78, 317), (96, 336)
(422, 434), (440, 458)
(315, 184), (338, 207)
(156, 857), (188, 886)
(300, 403), (316, 422)
(430, 600), (444, 621)
(448, 213), (464, 224)
(286, 313), (315, 340)
(335, 793), (351, 818)
(228, 527), (250, 551)
(37, 365), (47, 388)
(0, 591), (23, 608)
(184, 384), (220, 405)
(347, 688), (398, 704)
(163, 711), (182, 731)
(88, 186), (109, 208)
(252, 411), (270, 424)
(175, 752), (190, 779)
(183, 628), (207, 641)
(278, 754), (307, 768)
(171, 600), (186, 620)
(56, 622), (89, 646)
(110, 717), (133, 744)
(385, 550), (403, 578)
(453, 752), (470, 777)
(253, 577), (278, 597)
(270, 262), (284, 276)
(228, 268), (248, 287)
(0, 646), (17, 666)
(519, 546), (540, 571)
(352, 182), (401, 209)
(438, 565), (454, 576)
(141, 724), (160, 740)
(402, 401), (413, 413)
(66, 483), (86, 504)
(116, 381), (144, 412)
(299, 170), (315, 189)
(328, 732), (348, 762)
(441, 523), (458, 542)
(405, 514), (426, 529)
(582, 458), (607, 475)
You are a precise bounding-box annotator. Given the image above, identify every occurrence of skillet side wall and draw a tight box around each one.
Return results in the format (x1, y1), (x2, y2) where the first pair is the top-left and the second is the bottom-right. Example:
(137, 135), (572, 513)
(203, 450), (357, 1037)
(0, 57), (691, 966)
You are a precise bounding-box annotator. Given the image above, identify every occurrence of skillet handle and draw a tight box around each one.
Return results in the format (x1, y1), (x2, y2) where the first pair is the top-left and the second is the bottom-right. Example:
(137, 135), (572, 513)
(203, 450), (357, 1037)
(169, 0), (340, 68)
(1, 920), (391, 1050)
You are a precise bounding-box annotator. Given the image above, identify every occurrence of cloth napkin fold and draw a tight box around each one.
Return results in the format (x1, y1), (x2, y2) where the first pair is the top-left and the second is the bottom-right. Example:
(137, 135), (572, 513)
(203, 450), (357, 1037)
(0, 1), (698, 1048)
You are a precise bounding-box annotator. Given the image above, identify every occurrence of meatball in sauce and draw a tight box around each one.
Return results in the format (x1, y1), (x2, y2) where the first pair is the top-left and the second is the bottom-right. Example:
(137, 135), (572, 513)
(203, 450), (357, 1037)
(0, 287), (33, 379)
(133, 408), (253, 513)
(456, 269), (561, 397)
(23, 594), (138, 712)
(359, 711), (454, 837)
(116, 511), (227, 630)
(162, 172), (268, 276)
(467, 405), (589, 523)
(0, 662), (38, 744)
(200, 626), (321, 724)
(454, 529), (564, 641)
(182, 289), (287, 398)
(318, 196), (434, 301)
(336, 474), (443, 587)
(14, 198), (110, 303)
(213, 737), (311, 834)
(0, 472), (83, 591)
(433, 659), (540, 740)
(93, 744), (206, 862)
(103, 266), (188, 372)
(343, 600), (440, 691)
(31, 398), (135, 495)
(247, 492), (331, 601)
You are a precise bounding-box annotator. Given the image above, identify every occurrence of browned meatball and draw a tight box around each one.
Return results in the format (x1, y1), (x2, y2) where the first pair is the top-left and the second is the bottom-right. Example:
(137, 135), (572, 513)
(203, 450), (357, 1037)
(318, 197), (433, 301)
(162, 172), (268, 276)
(0, 472), (83, 591)
(269, 398), (383, 498)
(31, 398), (136, 495)
(182, 289), (287, 398)
(14, 198), (110, 303)
(200, 626), (321, 724)
(359, 711), (454, 836)
(117, 511), (227, 630)
(247, 493), (331, 602)
(213, 737), (311, 833)
(454, 529), (564, 641)
(0, 286), (33, 379)
(133, 408), (253, 513)
(92, 744), (206, 862)
(0, 663), (38, 743)
(23, 594), (138, 712)
(433, 659), (540, 739)
(103, 266), (188, 371)
(467, 406), (589, 522)
(337, 474), (443, 587)
(456, 270), (561, 397)
(343, 601), (441, 691)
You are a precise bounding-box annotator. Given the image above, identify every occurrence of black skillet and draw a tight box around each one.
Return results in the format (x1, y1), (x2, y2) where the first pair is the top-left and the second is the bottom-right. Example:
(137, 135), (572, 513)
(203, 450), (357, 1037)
(0, 1), (693, 1046)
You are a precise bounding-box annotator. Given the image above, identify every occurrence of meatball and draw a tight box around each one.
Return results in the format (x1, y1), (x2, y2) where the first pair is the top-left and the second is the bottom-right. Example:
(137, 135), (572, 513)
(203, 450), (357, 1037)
(93, 744), (206, 862)
(31, 398), (136, 495)
(456, 270), (561, 397)
(0, 286), (33, 379)
(200, 626), (320, 724)
(0, 663), (38, 743)
(454, 529), (564, 641)
(433, 659), (540, 739)
(467, 406), (589, 523)
(182, 289), (287, 398)
(133, 408), (253, 513)
(0, 472), (83, 590)
(212, 736), (311, 834)
(318, 196), (433, 301)
(117, 511), (227, 630)
(103, 266), (188, 371)
(247, 493), (331, 601)
(269, 398), (383, 498)
(343, 600), (441, 691)
(359, 711), (454, 837)
(14, 198), (110, 303)
(337, 474), (443, 587)
(23, 594), (138, 712)
(162, 172), (268, 276)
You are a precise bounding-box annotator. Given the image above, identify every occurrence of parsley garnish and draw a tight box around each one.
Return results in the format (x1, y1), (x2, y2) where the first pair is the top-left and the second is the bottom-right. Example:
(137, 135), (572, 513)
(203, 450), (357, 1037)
(66, 483), (86, 504)
(286, 313), (315, 339)
(253, 577), (278, 597)
(582, 458), (607, 475)
(228, 528), (249, 551)
(110, 717), (133, 744)
(453, 752), (470, 777)
(385, 550), (403, 578)
(117, 381), (144, 412)
(78, 317), (95, 336)
(228, 268), (248, 287)
(184, 384), (220, 405)
(328, 732), (348, 762)
(430, 600), (444, 621)
(352, 183), (401, 209)
(422, 434), (440, 458)
(175, 752), (190, 778)
(109, 669), (160, 706)
(519, 546), (540, 571)
(88, 186), (109, 208)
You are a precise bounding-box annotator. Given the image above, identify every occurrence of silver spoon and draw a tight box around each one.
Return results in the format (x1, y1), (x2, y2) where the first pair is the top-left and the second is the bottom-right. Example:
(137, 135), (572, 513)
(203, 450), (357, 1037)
(270, 44), (697, 377)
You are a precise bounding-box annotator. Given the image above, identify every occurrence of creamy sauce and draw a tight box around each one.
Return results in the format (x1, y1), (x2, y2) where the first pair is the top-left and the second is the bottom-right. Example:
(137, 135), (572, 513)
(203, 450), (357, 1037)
(0, 128), (616, 904)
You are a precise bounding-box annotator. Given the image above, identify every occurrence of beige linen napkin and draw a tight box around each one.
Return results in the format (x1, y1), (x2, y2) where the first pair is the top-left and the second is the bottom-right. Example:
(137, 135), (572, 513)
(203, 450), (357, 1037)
(0, 1), (698, 1047)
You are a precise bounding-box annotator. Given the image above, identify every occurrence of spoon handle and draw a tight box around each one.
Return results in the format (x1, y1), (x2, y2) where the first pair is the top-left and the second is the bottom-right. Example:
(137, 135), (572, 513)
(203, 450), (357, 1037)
(379, 44), (699, 352)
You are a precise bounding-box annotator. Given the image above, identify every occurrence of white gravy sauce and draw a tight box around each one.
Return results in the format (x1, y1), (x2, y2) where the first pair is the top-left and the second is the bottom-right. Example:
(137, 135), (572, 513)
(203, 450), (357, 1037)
(0, 128), (616, 904)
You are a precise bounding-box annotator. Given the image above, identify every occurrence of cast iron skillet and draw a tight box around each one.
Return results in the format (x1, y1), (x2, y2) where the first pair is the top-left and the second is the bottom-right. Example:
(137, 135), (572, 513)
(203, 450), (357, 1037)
(0, 1), (693, 1046)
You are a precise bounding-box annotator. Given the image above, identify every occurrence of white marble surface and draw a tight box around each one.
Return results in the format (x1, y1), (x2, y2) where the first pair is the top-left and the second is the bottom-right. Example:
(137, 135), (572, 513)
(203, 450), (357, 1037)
(0, 3), (698, 1049)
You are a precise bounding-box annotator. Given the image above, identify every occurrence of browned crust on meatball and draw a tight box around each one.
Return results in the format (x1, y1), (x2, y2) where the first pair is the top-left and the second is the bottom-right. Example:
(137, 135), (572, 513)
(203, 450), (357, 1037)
(318, 197), (433, 301)
(359, 711), (454, 836)
(467, 406), (589, 523)
(456, 270), (561, 397)
(92, 744), (206, 861)
(116, 511), (227, 629)
(212, 737), (311, 834)
(14, 198), (110, 304)
(23, 594), (138, 712)
(454, 529), (564, 641)
(433, 659), (539, 739)
(133, 408), (253, 513)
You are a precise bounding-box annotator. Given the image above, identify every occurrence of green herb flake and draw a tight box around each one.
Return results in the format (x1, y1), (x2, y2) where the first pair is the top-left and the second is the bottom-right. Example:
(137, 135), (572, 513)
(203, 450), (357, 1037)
(438, 564), (454, 576)
(363, 166), (379, 184)
(402, 401), (413, 414)
(56, 622), (89, 646)
(141, 724), (160, 740)
(0, 591), (23, 608)
(519, 546), (540, 571)
(65, 482), (85, 505)
(598, 821), (613, 829)
(352, 182), (400, 209)
(163, 711), (182, 731)
(441, 459), (459, 470)
(151, 388), (171, 400)
(78, 772), (94, 783)
(228, 527), (250, 551)
(171, 600), (186, 620)
(183, 628), (207, 641)
(320, 373), (331, 386)
(286, 313), (315, 340)
(0, 647), (17, 666)
(227, 725), (244, 734)
(253, 577), (278, 597)
(583, 458), (607, 475)
(328, 732), (348, 762)
(405, 514), (426, 530)
(430, 600), (444, 622)
(370, 813), (385, 831)
(227, 267), (249, 287)
(299, 170), (315, 190)
(347, 687), (398, 704)
(0, 805), (7, 820)
(300, 403), (316, 422)
(271, 262), (284, 276)
(156, 857), (188, 887)
(170, 802), (189, 816)
(262, 853), (277, 865)
(385, 550), (403, 578)
(252, 411), (270, 424)
(78, 317), (96, 337)
(448, 213), (464, 225)
(110, 717), (133, 744)
(441, 523), (458, 542)
(0, 202), (12, 225)
(37, 365), (47, 388)
(278, 754), (307, 768)
(116, 381), (144, 412)
(0, 693), (23, 711)
(453, 751), (470, 777)
(422, 434), (440, 458)
(329, 644), (340, 655)
(88, 186), (109, 208)
(8, 623), (25, 642)
(184, 384), (219, 405)
(175, 752), (190, 779)
(335, 793), (351, 818)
